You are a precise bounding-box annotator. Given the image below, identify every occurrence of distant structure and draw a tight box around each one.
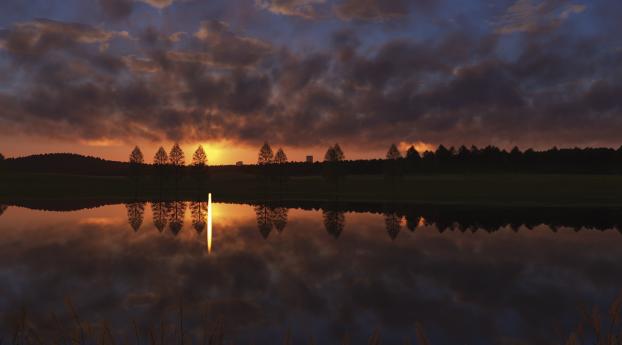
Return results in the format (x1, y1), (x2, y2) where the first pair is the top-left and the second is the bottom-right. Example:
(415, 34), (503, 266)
(236, 161), (244, 166)
(306, 155), (313, 163)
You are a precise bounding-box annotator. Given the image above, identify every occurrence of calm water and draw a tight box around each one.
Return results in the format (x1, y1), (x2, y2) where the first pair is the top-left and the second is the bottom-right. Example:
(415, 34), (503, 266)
(1, 200), (621, 344)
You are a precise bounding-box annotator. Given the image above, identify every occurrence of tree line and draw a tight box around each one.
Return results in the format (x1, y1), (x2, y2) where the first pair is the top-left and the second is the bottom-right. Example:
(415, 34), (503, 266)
(5, 143), (622, 178)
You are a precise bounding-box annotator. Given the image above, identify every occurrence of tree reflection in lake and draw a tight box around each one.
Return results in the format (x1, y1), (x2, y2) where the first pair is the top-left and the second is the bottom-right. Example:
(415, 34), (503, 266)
(3, 201), (622, 345)
(0, 205), (7, 217)
(151, 201), (168, 232)
(167, 201), (186, 236)
(271, 207), (288, 233)
(323, 209), (346, 239)
(125, 202), (145, 232)
(384, 212), (402, 240)
(191, 201), (207, 234)
(255, 205), (273, 239)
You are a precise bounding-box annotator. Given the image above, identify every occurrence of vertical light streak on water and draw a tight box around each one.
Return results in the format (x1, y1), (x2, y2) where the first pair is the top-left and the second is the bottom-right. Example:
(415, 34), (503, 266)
(207, 193), (212, 254)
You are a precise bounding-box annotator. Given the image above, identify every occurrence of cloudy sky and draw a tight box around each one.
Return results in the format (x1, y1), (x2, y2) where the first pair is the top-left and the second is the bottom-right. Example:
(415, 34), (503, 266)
(0, 0), (619, 163)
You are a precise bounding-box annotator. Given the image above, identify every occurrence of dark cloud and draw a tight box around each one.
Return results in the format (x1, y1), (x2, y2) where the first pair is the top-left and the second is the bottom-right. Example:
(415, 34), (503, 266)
(98, 0), (134, 20)
(0, 0), (619, 151)
(334, 0), (436, 21)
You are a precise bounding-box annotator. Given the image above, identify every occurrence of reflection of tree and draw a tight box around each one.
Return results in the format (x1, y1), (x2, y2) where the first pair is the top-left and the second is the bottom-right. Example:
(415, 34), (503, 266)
(271, 207), (288, 233)
(190, 201), (207, 234)
(255, 205), (273, 239)
(0, 205), (7, 217)
(384, 213), (402, 240)
(151, 201), (169, 232)
(323, 210), (346, 239)
(126, 202), (146, 232)
(406, 214), (418, 232)
(167, 201), (186, 236)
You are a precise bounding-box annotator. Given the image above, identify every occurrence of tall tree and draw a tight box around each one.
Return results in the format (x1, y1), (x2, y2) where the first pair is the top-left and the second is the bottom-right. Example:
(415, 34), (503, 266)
(258, 142), (274, 165)
(385, 144), (403, 191)
(324, 144), (346, 194)
(128, 146), (144, 191)
(273, 148), (288, 192)
(274, 148), (287, 164)
(169, 143), (185, 190)
(191, 145), (208, 189)
(153, 147), (169, 191)
(386, 144), (401, 160)
(405, 145), (420, 173)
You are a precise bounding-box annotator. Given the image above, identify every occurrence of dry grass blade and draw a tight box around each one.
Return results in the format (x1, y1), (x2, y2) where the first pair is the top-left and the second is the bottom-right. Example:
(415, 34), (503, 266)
(283, 328), (292, 345)
(368, 328), (381, 345)
(415, 322), (430, 345)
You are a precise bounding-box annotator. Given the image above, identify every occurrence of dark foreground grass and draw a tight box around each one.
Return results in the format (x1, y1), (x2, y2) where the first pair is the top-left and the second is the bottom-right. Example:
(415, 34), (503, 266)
(5, 293), (622, 345)
(2, 173), (622, 207)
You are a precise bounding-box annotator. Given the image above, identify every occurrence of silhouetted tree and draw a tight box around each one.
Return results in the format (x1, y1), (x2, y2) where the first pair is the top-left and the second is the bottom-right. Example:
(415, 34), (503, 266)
(384, 212), (402, 240)
(271, 207), (288, 233)
(255, 205), (273, 239)
(384, 144), (403, 191)
(273, 147), (288, 192)
(126, 202), (146, 232)
(191, 145), (208, 188)
(0, 152), (5, 175)
(153, 147), (169, 191)
(406, 214), (419, 232)
(323, 144), (346, 194)
(128, 146), (144, 191)
(167, 201), (186, 236)
(257, 142), (274, 190)
(0, 205), (7, 218)
(190, 201), (207, 234)
(152, 201), (168, 232)
(169, 143), (185, 190)
(323, 209), (346, 239)
(258, 142), (273, 165)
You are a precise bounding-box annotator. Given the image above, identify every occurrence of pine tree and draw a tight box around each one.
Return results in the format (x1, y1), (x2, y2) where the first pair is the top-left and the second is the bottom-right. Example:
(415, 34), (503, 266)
(153, 146), (169, 191)
(258, 142), (274, 165)
(192, 145), (207, 167)
(274, 148), (288, 164)
(169, 143), (185, 190)
(386, 144), (401, 160)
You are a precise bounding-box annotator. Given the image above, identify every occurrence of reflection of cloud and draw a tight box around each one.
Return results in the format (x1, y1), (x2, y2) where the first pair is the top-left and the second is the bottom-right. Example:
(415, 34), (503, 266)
(494, 0), (586, 34)
(1, 204), (622, 344)
(255, 0), (327, 19)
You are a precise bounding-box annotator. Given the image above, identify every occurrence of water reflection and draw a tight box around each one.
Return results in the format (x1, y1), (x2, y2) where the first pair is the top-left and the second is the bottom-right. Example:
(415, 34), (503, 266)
(151, 201), (168, 232)
(125, 202), (145, 232)
(2, 200), (622, 344)
(190, 201), (207, 234)
(384, 212), (402, 240)
(167, 201), (186, 236)
(272, 207), (288, 234)
(0, 204), (7, 217)
(323, 209), (346, 238)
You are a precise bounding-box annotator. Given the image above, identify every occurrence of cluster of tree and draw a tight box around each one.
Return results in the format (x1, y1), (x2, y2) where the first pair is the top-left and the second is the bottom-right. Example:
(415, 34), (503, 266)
(7, 144), (622, 178)
(128, 143), (209, 190)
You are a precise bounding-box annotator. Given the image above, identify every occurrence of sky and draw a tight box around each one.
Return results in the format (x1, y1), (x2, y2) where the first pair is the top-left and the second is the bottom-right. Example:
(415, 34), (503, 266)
(0, 0), (620, 164)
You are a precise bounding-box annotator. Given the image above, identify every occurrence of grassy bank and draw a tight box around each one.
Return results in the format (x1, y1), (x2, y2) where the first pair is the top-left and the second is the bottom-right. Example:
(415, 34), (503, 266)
(1, 173), (622, 207)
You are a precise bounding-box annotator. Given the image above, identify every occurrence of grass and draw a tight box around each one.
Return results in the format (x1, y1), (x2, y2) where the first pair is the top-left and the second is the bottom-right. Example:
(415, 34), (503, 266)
(6, 293), (622, 345)
(2, 173), (622, 207)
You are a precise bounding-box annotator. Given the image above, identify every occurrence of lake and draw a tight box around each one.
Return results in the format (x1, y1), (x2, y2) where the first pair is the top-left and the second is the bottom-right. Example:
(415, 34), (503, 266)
(1, 199), (621, 344)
